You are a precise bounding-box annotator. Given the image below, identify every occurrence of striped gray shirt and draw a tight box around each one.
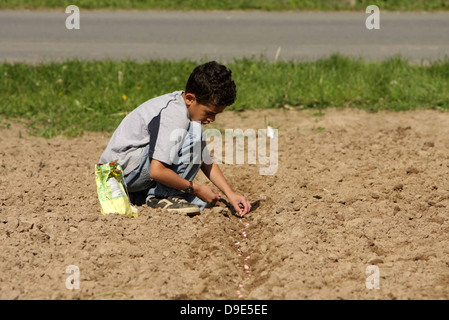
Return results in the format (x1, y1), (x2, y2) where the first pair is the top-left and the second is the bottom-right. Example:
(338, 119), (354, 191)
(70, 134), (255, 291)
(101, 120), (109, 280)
(99, 91), (210, 175)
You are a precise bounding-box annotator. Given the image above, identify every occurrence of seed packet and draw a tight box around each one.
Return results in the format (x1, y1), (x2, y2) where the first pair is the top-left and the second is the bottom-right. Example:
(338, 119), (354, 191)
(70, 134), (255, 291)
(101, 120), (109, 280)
(95, 161), (138, 217)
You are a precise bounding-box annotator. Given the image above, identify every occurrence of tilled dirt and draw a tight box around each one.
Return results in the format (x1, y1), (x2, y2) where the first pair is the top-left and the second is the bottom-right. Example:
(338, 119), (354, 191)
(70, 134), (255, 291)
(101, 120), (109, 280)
(1, 108), (448, 300)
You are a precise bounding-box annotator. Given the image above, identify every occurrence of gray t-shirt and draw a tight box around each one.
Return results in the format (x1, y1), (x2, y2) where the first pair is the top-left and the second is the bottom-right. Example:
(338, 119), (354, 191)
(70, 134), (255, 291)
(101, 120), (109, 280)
(99, 90), (210, 175)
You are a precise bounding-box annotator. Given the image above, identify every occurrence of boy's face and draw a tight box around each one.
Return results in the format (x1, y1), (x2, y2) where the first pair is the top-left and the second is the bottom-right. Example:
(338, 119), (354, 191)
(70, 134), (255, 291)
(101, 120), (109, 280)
(183, 92), (226, 125)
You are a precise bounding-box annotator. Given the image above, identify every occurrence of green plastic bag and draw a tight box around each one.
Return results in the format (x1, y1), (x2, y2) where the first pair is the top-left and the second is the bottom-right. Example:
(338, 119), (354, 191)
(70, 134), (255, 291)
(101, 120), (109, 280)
(95, 161), (138, 218)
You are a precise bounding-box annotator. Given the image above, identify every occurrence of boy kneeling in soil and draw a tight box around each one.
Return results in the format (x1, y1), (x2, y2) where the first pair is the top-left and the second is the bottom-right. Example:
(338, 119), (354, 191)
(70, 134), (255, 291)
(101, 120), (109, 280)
(99, 61), (251, 216)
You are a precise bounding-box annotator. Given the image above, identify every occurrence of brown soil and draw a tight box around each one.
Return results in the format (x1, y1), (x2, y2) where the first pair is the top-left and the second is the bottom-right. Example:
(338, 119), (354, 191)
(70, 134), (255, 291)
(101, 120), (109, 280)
(1, 108), (449, 300)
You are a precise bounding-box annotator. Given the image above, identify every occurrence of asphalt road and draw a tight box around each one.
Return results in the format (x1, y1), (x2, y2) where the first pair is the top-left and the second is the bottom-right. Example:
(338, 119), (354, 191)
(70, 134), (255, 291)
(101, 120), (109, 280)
(1, 10), (448, 63)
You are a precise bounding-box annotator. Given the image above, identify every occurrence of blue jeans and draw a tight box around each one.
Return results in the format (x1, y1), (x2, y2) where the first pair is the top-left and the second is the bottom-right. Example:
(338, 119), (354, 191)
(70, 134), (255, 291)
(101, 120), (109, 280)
(123, 121), (208, 210)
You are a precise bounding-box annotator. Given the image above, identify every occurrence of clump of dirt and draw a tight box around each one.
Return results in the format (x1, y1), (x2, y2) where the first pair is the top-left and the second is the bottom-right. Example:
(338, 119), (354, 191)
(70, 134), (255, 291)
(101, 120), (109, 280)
(1, 108), (448, 300)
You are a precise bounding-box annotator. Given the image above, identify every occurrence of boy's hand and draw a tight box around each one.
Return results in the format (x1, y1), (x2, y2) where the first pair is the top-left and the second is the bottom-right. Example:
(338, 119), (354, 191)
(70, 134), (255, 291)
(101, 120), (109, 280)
(227, 192), (251, 216)
(194, 184), (221, 203)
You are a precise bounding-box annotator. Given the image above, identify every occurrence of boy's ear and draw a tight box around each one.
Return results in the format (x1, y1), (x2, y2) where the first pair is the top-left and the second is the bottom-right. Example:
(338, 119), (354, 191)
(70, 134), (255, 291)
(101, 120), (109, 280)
(184, 93), (196, 107)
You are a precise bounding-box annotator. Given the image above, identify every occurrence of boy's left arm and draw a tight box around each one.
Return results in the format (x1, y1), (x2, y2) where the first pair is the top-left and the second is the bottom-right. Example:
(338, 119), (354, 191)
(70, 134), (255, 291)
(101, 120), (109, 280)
(201, 161), (251, 216)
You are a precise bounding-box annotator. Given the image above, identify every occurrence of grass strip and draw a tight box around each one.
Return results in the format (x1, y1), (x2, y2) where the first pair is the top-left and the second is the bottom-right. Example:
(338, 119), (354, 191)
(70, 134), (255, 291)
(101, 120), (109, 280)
(1, 0), (449, 11)
(1, 54), (448, 138)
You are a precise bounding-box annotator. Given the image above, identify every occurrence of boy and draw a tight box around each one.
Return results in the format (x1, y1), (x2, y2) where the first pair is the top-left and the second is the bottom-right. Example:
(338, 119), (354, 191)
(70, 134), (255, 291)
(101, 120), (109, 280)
(99, 61), (251, 216)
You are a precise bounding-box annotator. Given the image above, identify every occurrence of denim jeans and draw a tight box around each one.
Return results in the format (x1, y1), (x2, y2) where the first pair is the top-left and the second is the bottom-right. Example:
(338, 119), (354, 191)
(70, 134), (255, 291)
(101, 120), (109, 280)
(123, 121), (208, 210)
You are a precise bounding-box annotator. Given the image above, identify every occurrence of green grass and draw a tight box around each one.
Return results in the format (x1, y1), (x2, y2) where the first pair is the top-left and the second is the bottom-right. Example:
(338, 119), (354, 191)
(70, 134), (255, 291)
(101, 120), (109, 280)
(1, 54), (449, 138)
(1, 0), (449, 11)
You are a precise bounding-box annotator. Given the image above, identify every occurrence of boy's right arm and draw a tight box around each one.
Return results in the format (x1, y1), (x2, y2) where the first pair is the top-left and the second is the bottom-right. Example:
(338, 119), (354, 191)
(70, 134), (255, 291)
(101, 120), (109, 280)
(149, 159), (220, 203)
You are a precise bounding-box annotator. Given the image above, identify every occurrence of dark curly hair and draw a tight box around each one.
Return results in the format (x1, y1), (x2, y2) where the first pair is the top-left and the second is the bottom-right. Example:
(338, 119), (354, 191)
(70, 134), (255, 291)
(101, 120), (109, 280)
(185, 61), (236, 108)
